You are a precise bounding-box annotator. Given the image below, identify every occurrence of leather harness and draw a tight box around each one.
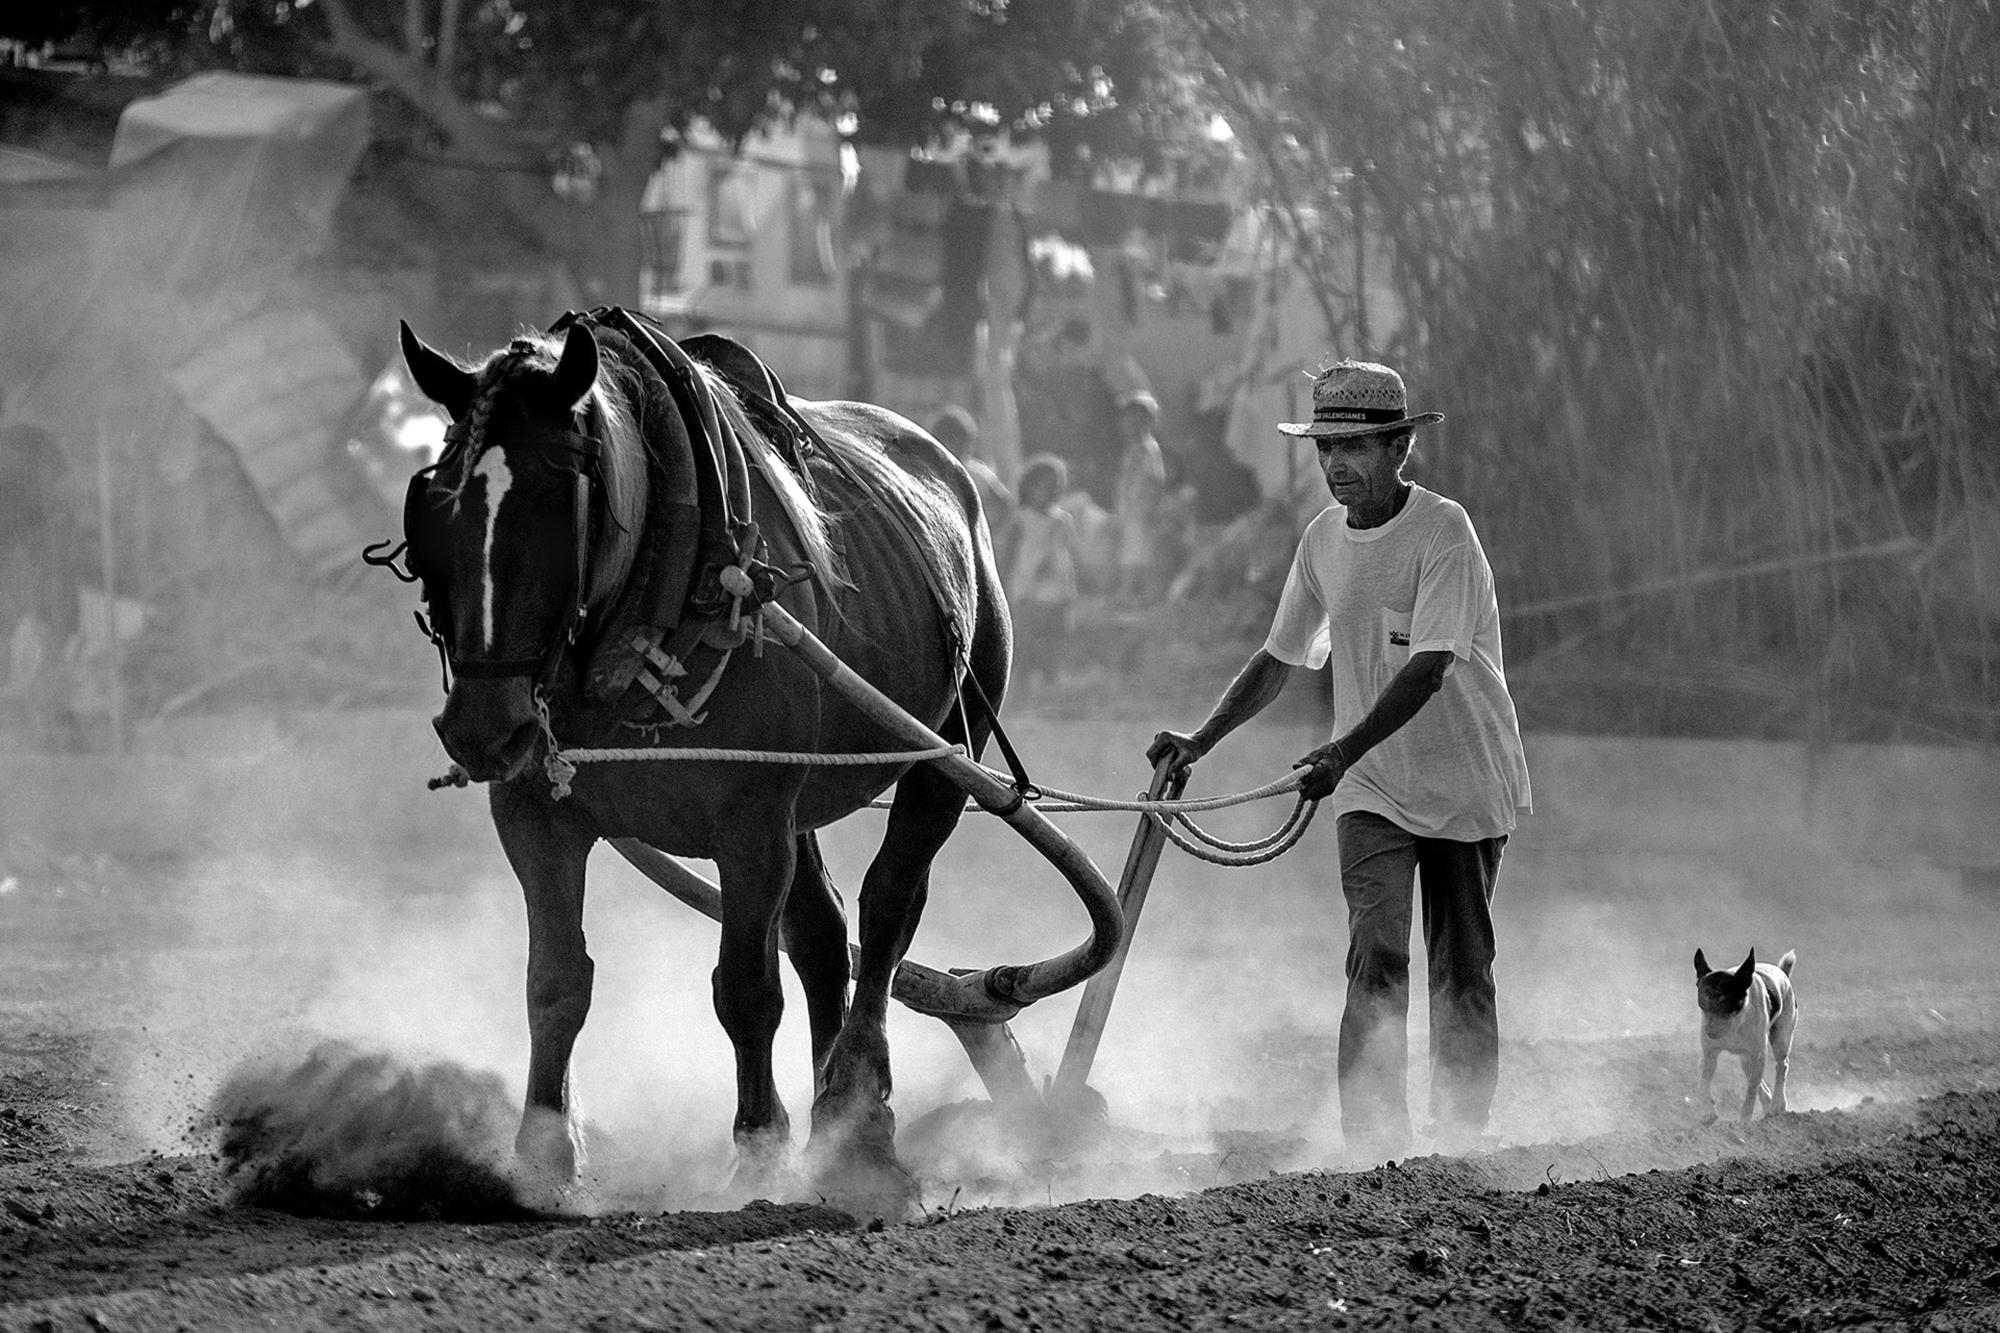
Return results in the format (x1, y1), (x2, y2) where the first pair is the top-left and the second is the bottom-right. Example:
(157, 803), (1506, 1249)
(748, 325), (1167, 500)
(365, 308), (1035, 794)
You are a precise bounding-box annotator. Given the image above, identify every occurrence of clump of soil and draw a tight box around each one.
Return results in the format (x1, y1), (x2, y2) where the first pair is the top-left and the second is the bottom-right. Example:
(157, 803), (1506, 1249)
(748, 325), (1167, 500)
(210, 1040), (535, 1221)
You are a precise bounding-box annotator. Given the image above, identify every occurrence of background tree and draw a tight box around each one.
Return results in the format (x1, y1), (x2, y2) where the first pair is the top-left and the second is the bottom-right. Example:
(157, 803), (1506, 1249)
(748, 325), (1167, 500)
(10, 0), (1190, 300)
(1168, 0), (2000, 742)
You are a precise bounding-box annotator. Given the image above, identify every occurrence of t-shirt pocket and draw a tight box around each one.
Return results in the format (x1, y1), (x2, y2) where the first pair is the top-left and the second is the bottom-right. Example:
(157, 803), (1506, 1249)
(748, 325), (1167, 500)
(1380, 606), (1414, 661)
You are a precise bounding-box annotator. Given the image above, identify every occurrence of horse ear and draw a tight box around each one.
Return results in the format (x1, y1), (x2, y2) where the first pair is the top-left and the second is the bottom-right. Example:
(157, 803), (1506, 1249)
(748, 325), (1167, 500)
(548, 322), (600, 410)
(401, 320), (476, 420)
(1735, 950), (1757, 979)
(1693, 949), (1709, 978)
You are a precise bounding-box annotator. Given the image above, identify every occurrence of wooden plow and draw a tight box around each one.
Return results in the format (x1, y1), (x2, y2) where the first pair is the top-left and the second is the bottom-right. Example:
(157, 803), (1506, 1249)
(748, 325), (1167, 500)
(604, 602), (1306, 1121)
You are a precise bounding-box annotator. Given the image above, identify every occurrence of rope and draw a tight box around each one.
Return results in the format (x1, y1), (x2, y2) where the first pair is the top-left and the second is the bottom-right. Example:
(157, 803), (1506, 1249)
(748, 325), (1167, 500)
(548, 740), (1307, 818)
(556, 743), (960, 766)
(1171, 795), (1313, 853)
(448, 735), (1324, 867)
(861, 768), (1308, 816)
(984, 768), (1308, 814)
(1156, 795), (1320, 867)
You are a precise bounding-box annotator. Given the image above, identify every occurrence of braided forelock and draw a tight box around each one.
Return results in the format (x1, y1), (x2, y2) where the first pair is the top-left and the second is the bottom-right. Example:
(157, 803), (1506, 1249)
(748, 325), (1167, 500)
(470, 332), (646, 612)
(466, 341), (542, 455)
(438, 347), (537, 504)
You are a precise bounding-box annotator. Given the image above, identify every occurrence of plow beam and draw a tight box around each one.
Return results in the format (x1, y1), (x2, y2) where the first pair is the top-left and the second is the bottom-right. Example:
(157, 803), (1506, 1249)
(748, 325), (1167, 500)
(757, 603), (1124, 1012)
(608, 838), (1043, 1115)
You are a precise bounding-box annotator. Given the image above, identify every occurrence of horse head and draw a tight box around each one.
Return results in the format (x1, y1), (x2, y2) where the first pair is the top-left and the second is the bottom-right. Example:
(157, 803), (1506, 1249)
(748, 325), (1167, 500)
(400, 320), (639, 783)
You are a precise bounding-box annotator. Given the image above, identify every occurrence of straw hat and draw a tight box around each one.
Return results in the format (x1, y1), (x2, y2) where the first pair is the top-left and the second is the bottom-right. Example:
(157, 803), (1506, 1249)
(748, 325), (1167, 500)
(1277, 359), (1444, 438)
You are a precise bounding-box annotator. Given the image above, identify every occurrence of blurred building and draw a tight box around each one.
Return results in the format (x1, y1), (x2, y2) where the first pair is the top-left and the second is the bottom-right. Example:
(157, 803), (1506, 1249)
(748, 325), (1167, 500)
(0, 68), (541, 738)
(636, 120), (849, 399)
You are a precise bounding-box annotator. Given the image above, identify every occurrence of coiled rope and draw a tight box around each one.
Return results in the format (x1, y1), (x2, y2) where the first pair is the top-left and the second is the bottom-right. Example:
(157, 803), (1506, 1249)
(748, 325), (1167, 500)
(1155, 792), (1319, 867)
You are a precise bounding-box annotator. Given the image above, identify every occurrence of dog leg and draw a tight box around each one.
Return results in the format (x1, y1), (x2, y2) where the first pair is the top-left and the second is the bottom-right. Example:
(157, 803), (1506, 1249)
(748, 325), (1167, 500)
(1769, 1014), (1794, 1115)
(1739, 1048), (1767, 1122)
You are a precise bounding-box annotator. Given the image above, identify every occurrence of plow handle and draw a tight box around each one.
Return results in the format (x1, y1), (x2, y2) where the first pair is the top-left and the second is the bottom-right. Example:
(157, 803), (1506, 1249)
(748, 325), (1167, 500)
(1048, 752), (1188, 1109)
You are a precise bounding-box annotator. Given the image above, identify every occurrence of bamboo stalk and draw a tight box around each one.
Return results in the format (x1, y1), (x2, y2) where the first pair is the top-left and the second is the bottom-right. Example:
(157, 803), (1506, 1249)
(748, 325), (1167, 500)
(1507, 538), (1922, 620)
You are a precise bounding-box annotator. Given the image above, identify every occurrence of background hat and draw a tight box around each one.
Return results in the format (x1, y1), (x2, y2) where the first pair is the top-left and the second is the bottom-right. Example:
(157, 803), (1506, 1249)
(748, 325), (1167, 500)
(1115, 388), (1160, 418)
(1277, 360), (1444, 438)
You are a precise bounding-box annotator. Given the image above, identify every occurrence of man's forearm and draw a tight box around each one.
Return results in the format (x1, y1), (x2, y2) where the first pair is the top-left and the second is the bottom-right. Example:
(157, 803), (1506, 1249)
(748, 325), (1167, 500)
(1336, 650), (1451, 762)
(1192, 649), (1293, 753)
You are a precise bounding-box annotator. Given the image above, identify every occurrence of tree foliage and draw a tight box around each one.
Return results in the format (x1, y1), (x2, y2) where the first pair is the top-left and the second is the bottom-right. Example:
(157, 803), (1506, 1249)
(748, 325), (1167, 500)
(8, 0), (1191, 292)
(1171, 0), (2000, 740)
(11, 1), (1184, 164)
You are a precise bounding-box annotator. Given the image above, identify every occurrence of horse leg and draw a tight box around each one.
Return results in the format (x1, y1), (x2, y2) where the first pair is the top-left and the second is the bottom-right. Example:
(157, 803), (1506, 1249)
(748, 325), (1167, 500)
(490, 784), (596, 1192)
(782, 831), (850, 1080)
(712, 819), (798, 1191)
(809, 761), (963, 1213)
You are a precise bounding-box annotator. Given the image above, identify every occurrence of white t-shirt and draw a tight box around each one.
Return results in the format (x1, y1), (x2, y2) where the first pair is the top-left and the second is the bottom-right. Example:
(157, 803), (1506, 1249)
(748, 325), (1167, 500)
(1264, 486), (1531, 841)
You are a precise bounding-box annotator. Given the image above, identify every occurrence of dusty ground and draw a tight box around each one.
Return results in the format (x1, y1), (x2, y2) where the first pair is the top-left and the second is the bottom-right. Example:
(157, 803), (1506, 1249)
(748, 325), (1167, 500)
(3, 715), (2000, 1330)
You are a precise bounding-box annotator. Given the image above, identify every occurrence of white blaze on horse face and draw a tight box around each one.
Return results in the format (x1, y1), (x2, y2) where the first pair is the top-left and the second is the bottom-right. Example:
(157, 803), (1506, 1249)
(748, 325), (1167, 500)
(472, 448), (514, 651)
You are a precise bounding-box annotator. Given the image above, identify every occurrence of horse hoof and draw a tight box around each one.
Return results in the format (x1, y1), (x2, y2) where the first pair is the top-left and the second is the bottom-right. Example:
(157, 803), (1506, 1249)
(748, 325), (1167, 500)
(811, 1141), (918, 1223)
(515, 1107), (582, 1181)
(805, 1101), (916, 1221)
(728, 1128), (797, 1202)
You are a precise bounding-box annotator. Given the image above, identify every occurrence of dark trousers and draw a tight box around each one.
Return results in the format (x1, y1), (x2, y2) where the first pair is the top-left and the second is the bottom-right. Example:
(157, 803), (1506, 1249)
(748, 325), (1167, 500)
(1334, 811), (1505, 1154)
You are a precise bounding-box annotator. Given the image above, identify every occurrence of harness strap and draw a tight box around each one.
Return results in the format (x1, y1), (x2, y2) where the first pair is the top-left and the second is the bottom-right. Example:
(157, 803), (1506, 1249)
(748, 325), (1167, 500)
(780, 407), (1039, 798)
(960, 655), (1038, 798)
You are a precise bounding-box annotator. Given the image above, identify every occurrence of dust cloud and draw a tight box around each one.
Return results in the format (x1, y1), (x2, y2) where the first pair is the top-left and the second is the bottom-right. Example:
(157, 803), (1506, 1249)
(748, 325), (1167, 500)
(67, 714), (2000, 1217)
(210, 1040), (526, 1220)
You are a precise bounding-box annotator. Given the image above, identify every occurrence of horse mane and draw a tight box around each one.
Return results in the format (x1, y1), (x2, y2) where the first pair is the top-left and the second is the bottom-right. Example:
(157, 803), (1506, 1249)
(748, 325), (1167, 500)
(449, 328), (847, 618)
(688, 360), (846, 589)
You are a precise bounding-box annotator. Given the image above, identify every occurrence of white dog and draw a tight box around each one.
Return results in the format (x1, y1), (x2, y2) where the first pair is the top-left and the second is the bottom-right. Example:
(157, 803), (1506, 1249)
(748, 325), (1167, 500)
(1693, 947), (1798, 1122)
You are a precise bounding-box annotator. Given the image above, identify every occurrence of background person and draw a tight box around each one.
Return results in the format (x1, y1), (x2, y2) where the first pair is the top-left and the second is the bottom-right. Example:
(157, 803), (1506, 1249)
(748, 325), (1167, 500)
(928, 404), (1014, 536)
(1001, 453), (1080, 687)
(1111, 389), (1169, 602)
(0, 414), (84, 749)
(1145, 359), (1531, 1161)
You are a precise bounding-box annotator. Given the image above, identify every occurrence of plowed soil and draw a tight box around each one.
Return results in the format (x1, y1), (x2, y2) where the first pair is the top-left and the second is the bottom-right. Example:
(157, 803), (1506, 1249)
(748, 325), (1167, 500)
(3, 721), (1999, 1330)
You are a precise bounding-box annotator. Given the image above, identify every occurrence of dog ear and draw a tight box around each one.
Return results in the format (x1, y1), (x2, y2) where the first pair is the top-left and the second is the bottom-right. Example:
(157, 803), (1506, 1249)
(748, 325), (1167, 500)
(1693, 948), (1710, 978)
(1735, 950), (1756, 980)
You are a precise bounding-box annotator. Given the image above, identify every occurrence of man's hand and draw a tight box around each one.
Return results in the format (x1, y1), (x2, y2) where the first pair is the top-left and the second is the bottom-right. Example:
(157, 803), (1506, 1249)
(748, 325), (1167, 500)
(1294, 740), (1352, 802)
(1146, 729), (1206, 778)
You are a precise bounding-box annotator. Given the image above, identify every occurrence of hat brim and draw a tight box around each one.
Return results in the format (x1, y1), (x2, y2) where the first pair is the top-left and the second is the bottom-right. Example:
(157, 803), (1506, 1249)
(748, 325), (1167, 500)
(1277, 411), (1444, 438)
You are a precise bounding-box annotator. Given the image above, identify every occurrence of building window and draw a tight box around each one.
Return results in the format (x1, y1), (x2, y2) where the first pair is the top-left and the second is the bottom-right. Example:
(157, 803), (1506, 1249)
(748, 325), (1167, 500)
(708, 255), (754, 293)
(640, 207), (687, 305)
(708, 162), (754, 248)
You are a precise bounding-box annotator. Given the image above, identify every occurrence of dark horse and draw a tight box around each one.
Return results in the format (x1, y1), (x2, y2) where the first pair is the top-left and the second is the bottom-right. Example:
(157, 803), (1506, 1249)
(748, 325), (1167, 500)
(395, 313), (1010, 1212)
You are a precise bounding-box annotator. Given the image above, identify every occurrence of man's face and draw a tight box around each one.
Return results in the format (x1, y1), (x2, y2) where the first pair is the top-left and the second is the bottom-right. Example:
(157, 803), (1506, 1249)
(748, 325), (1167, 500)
(1315, 431), (1407, 512)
